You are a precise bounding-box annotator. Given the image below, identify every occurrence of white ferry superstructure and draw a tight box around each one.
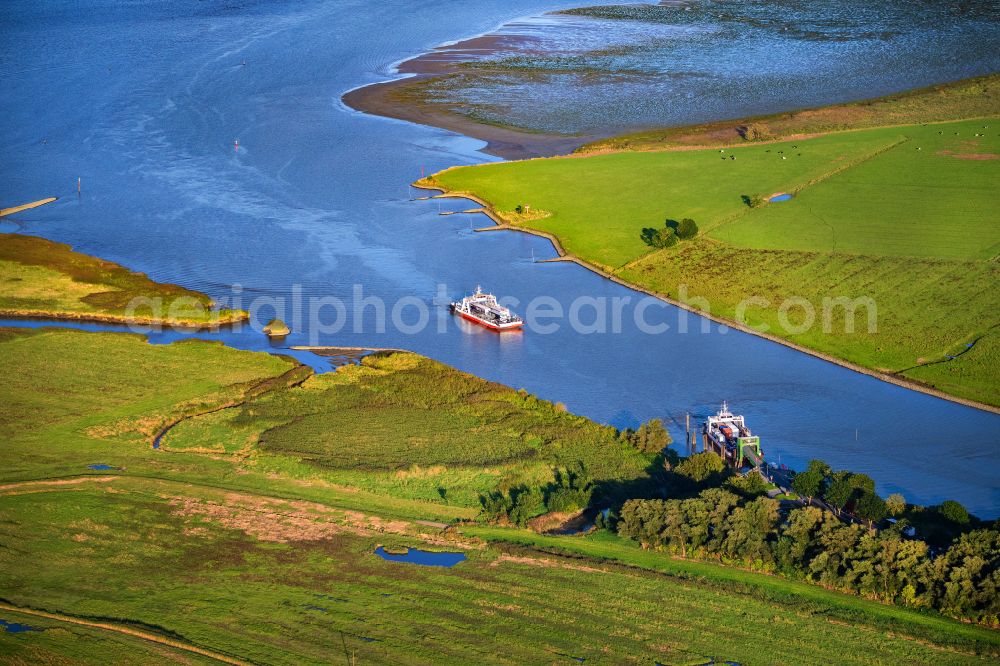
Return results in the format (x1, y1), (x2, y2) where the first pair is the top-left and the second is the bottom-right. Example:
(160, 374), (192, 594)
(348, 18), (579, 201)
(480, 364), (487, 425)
(450, 286), (523, 331)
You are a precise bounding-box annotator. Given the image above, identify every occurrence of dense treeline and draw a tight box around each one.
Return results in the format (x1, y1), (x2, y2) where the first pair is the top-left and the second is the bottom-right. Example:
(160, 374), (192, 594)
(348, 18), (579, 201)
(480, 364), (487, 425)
(476, 418), (999, 627)
(790, 458), (986, 544)
(791, 459), (888, 524)
(617, 456), (1000, 626)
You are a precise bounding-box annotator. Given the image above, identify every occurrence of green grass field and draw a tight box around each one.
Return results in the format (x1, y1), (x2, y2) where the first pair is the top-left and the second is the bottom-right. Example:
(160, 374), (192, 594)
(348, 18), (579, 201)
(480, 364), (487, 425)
(164, 349), (652, 508)
(0, 234), (245, 326)
(425, 118), (1000, 406)
(713, 120), (1000, 260)
(431, 128), (910, 268)
(2, 328), (997, 664)
(0, 327), (293, 482)
(0, 607), (223, 665)
(7, 481), (994, 665)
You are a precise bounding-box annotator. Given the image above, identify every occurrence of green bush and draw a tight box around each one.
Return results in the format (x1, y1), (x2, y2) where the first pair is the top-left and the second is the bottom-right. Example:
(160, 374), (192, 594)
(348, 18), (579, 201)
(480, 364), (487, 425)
(675, 451), (727, 485)
(856, 491), (888, 526)
(791, 460), (830, 501)
(618, 487), (1000, 625)
(544, 468), (594, 513)
(652, 227), (677, 248)
(641, 226), (679, 248)
(739, 123), (772, 142)
(939, 500), (970, 525)
(886, 493), (907, 517)
(675, 218), (699, 239)
(621, 418), (672, 454)
(726, 471), (770, 499)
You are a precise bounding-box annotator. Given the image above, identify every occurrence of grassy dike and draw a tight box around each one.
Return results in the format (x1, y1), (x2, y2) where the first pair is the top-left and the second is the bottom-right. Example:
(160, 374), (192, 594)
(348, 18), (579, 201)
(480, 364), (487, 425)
(579, 72), (1000, 153)
(421, 116), (1000, 409)
(1, 327), (998, 664)
(0, 234), (246, 327)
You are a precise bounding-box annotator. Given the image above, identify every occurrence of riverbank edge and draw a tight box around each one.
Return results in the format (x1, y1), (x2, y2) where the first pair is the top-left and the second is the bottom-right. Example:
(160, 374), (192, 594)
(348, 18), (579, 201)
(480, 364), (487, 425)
(0, 308), (249, 331)
(413, 180), (1000, 416)
(0, 233), (250, 329)
(290, 345), (411, 354)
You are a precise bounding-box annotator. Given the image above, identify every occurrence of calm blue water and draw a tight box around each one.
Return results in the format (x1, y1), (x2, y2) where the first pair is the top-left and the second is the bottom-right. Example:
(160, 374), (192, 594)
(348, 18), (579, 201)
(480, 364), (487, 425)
(425, 0), (1000, 136)
(374, 546), (466, 568)
(0, 619), (41, 634)
(769, 193), (793, 202)
(1, 1), (998, 515)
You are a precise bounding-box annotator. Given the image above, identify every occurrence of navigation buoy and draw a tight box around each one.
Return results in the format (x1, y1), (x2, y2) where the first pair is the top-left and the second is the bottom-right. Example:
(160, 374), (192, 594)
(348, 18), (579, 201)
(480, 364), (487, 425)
(234, 139), (239, 151)
(77, 177), (81, 194)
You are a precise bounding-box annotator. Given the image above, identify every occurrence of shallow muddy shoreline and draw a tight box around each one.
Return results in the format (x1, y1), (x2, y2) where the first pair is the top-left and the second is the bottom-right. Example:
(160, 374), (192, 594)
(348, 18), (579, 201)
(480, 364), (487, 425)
(343, 76), (591, 160)
(341, 27), (606, 159)
(413, 181), (1000, 416)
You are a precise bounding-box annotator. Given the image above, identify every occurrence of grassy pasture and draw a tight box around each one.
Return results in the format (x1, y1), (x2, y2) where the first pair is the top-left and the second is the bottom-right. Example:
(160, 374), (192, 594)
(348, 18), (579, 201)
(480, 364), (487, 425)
(713, 119), (1000, 260)
(902, 327), (1000, 404)
(425, 118), (1000, 406)
(0, 234), (245, 325)
(166, 350), (653, 508)
(0, 328), (649, 510)
(0, 327), (293, 482)
(463, 526), (1000, 656)
(618, 241), (999, 401)
(2, 482), (996, 665)
(0, 607), (222, 665)
(1, 328), (997, 663)
(429, 128), (904, 268)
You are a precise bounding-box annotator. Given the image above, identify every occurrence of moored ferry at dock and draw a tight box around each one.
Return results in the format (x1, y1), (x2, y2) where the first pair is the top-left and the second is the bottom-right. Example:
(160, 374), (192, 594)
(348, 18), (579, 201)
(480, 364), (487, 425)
(450, 286), (523, 331)
(703, 402), (763, 469)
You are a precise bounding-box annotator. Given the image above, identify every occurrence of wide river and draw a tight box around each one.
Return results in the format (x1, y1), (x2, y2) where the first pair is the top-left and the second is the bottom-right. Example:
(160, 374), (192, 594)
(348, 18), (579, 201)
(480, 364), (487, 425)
(2, 0), (998, 515)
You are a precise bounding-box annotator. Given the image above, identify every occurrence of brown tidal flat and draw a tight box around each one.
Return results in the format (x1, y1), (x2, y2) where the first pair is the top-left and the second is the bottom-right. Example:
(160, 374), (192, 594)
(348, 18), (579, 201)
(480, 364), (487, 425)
(342, 31), (599, 159)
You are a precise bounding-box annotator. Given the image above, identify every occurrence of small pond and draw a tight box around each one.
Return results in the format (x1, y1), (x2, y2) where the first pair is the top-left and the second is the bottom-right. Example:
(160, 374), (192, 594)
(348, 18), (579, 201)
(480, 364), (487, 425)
(0, 619), (42, 634)
(769, 193), (793, 202)
(374, 546), (466, 567)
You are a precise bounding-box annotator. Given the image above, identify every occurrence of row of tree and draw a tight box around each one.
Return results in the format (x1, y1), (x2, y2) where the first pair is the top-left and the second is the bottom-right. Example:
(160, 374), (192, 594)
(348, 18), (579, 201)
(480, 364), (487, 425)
(790, 458), (972, 536)
(617, 488), (999, 625)
(477, 419), (998, 626)
(791, 459), (889, 525)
